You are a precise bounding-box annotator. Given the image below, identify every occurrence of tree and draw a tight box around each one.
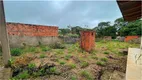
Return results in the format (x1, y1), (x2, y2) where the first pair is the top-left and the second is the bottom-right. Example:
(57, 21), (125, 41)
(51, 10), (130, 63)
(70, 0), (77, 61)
(59, 28), (70, 36)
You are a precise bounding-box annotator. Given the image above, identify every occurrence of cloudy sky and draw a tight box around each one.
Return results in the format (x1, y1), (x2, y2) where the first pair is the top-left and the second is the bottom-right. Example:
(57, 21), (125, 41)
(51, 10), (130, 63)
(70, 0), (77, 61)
(3, 0), (122, 28)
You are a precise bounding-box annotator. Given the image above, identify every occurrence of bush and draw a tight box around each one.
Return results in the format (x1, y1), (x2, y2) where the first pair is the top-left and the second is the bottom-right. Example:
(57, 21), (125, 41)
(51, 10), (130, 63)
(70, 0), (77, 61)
(80, 71), (93, 80)
(103, 51), (109, 54)
(96, 61), (105, 66)
(39, 54), (46, 58)
(11, 48), (22, 56)
(80, 61), (89, 68)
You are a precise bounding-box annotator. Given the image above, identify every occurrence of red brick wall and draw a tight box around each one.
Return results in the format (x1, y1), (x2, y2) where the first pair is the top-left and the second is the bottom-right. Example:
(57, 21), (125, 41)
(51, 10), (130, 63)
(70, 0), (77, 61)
(80, 31), (95, 52)
(124, 36), (139, 42)
(6, 22), (58, 36)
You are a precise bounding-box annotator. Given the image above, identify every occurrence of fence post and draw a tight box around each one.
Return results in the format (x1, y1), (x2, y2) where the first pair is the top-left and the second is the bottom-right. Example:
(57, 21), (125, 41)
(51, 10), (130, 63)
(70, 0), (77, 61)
(0, 0), (11, 66)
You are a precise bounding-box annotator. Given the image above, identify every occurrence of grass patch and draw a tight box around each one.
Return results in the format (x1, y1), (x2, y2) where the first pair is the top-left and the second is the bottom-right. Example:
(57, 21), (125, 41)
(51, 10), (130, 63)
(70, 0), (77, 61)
(49, 67), (57, 73)
(80, 70), (93, 80)
(100, 58), (108, 62)
(91, 56), (98, 60)
(69, 63), (76, 69)
(103, 51), (109, 54)
(39, 54), (46, 58)
(60, 61), (66, 65)
(11, 48), (23, 56)
(71, 76), (77, 80)
(14, 70), (29, 79)
(64, 54), (72, 60)
(96, 61), (105, 66)
(40, 45), (51, 52)
(28, 63), (36, 68)
(80, 61), (89, 68)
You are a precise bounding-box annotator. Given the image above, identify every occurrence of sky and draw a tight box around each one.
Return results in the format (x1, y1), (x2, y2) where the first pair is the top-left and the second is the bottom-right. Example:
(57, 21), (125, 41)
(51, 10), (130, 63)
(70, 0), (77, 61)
(3, 0), (122, 28)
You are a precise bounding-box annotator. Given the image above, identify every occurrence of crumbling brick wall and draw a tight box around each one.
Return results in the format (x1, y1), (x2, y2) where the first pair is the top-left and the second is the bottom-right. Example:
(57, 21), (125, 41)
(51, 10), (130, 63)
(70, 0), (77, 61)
(6, 22), (58, 37)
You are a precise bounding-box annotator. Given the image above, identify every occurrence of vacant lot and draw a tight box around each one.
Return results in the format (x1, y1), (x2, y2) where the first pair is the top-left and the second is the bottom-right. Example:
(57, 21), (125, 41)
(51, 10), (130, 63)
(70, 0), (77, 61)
(0, 40), (140, 80)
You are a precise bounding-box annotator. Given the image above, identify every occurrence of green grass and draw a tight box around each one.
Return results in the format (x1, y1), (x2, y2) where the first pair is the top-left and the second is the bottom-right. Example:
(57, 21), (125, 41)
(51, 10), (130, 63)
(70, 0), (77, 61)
(14, 71), (30, 79)
(49, 67), (57, 73)
(80, 61), (89, 68)
(80, 71), (93, 80)
(71, 76), (77, 80)
(39, 54), (46, 58)
(100, 58), (108, 62)
(60, 61), (66, 65)
(11, 48), (23, 56)
(96, 61), (105, 66)
(103, 51), (109, 54)
(64, 54), (72, 60)
(28, 63), (36, 68)
(69, 64), (76, 69)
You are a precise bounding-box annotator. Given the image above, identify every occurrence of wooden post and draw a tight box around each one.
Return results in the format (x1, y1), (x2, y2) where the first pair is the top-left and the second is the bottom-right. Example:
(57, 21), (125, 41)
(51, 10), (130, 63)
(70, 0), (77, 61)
(0, 0), (11, 66)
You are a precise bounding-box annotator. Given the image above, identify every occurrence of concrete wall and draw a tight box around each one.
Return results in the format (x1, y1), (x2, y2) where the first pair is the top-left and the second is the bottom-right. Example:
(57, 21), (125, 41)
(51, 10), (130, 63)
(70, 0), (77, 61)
(8, 35), (60, 48)
(0, 22), (60, 48)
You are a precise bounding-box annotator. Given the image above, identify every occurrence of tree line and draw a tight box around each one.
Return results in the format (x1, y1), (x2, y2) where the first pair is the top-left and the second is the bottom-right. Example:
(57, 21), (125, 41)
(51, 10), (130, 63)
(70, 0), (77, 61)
(59, 17), (141, 39)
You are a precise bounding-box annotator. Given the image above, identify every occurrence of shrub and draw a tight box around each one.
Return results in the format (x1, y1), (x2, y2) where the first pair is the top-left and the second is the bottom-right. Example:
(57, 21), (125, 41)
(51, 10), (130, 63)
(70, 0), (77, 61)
(11, 48), (22, 56)
(49, 67), (56, 73)
(100, 58), (108, 62)
(60, 61), (66, 65)
(39, 54), (46, 58)
(64, 54), (72, 60)
(96, 61), (105, 66)
(16, 71), (29, 79)
(56, 49), (64, 54)
(103, 51), (109, 54)
(80, 61), (89, 68)
(80, 71), (93, 80)
(28, 63), (36, 68)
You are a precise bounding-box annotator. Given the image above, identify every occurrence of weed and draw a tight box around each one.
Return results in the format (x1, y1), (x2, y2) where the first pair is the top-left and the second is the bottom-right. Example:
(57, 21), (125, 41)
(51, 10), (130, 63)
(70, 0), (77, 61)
(100, 58), (108, 62)
(28, 63), (36, 68)
(103, 51), (109, 54)
(96, 61), (105, 66)
(80, 61), (89, 68)
(71, 76), (77, 80)
(40, 54), (46, 58)
(11, 48), (22, 56)
(69, 64), (76, 69)
(56, 49), (64, 54)
(40, 45), (51, 52)
(8, 58), (15, 66)
(80, 71), (93, 80)
(16, 70), (29, 79)
(91, 56), (98, 60)
(49, 67), (56, 73)
(64, 54), (72, 60)
(60, 61), (66, 65)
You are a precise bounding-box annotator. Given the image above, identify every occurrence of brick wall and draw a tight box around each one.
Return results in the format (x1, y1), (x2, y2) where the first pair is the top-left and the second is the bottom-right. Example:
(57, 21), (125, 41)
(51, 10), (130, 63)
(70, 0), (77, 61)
(6, 22), (58, 36)
(124, 36), (139, 42)
(80, 31), (95, 52)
